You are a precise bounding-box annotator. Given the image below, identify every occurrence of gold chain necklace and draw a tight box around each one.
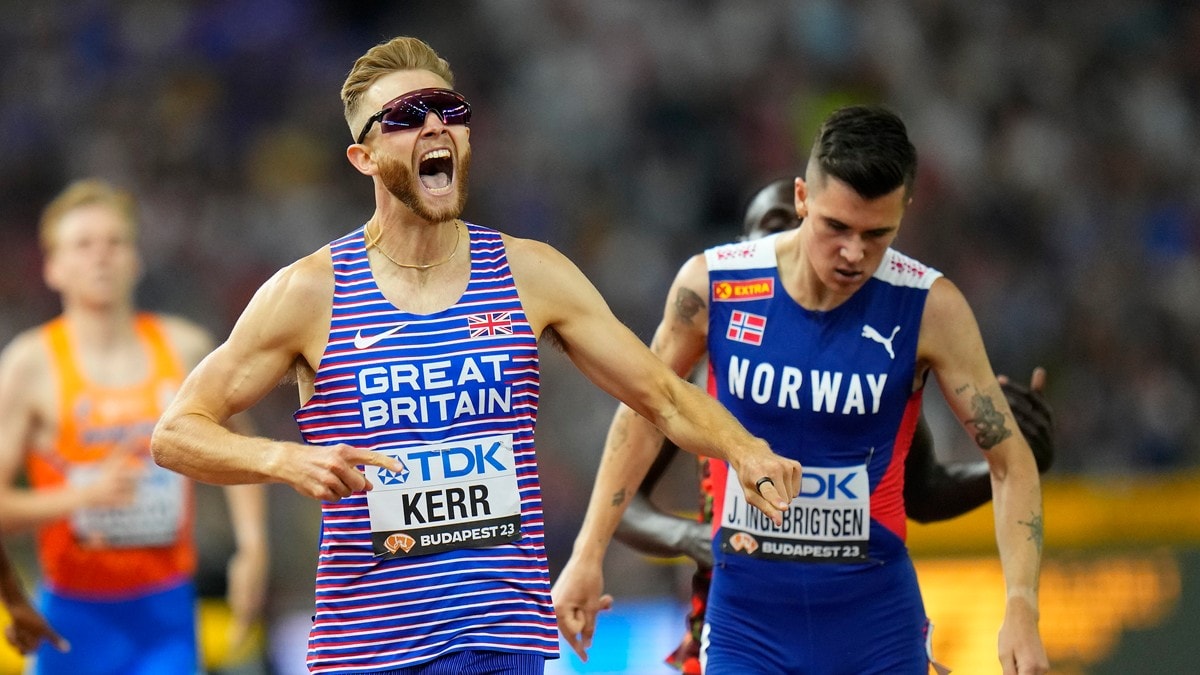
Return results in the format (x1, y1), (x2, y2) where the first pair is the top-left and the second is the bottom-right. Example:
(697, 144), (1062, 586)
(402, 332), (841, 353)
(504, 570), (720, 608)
(365, 221), (461, 270)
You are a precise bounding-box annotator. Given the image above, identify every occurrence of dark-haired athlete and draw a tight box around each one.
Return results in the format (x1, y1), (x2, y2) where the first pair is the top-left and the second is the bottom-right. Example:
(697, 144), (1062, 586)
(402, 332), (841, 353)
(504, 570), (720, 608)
(559, 105), (1049, 674)
(615, 178), (1054, 674)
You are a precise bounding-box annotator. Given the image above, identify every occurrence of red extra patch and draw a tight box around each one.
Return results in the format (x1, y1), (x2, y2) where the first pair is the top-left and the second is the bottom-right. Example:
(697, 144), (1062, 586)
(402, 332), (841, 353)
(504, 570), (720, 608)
(712, 278), (774, 301)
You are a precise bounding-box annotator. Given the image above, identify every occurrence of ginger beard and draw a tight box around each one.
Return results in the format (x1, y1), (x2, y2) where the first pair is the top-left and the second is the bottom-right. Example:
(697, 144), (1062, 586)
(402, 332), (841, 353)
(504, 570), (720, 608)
(377, 148), (471, 223)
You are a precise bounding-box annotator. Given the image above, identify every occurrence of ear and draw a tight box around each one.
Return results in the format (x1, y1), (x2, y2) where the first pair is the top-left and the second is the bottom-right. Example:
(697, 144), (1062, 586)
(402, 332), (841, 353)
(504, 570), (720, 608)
(793, 176), (808, 219)
(346, 143), (377, 177)
(44, 255), (62, 293)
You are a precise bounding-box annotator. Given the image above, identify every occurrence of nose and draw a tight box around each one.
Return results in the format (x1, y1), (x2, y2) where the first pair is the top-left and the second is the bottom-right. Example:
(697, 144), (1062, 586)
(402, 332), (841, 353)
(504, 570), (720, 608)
(841, 237), (866, 263)
(420, 111), (448, 135)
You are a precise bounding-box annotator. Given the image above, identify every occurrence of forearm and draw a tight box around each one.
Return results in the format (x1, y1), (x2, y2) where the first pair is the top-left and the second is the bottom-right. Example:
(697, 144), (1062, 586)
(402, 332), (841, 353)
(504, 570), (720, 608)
(224, 483), (269, 555)
(151, 411), (287, 486)
(571, 404), (671, 564)
(651, 378), (772, 474)
(991, 462), (1044, 605)
(905, 461), (992, 523)
(0, 543), (25, 605)
(615, 491), (711, 563)
(0, 486), (89, 533)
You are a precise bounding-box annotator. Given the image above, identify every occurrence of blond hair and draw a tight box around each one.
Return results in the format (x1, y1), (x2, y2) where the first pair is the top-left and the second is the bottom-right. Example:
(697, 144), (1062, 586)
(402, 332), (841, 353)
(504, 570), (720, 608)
(39, 178), (138, 253)
(341, 36), (454, 129)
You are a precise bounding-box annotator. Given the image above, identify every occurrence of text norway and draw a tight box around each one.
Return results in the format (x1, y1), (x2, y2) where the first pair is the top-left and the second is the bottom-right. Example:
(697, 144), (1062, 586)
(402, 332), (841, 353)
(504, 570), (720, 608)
(727, 355), (887, 414)
(357, 356), (513, 428)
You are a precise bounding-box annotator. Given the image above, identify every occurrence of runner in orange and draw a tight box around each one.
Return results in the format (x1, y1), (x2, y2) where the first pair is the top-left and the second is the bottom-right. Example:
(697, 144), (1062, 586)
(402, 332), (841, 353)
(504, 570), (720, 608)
(0, 179), (267, 674)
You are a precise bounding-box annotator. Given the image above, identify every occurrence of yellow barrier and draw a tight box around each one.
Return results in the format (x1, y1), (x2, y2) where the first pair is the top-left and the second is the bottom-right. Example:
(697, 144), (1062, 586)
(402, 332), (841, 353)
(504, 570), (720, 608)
(908, 472), (1200, 555)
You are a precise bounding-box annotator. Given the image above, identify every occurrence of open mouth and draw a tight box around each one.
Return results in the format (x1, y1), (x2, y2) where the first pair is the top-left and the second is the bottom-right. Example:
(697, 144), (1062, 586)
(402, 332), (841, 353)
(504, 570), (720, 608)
(418, 148), (454, 193)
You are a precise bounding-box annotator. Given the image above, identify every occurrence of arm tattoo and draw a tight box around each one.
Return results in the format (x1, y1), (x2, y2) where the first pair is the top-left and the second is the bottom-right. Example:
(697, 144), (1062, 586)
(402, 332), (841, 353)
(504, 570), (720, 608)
(1018, 511), (1044, 551)
(966, 388), (1013, 450)
(610, 487), (626, 507)
(673, 288), (705, 324)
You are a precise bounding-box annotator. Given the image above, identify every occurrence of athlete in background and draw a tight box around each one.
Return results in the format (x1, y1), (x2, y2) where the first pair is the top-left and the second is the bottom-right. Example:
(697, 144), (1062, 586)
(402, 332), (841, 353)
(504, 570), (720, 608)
(0, 179), (267, 674)
(614, 178), (1055, 674)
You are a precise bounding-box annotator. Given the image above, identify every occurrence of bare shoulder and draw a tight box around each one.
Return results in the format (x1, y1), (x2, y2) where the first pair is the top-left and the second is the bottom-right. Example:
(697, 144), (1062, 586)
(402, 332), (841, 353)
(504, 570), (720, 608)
(0, 327), (53, 382)
(502, 233), (575, 278)
(675, 252), (710, 291)
(922, 276), (976, 327)
(501, 234), (599, 336)
(0, 326), (56, 411)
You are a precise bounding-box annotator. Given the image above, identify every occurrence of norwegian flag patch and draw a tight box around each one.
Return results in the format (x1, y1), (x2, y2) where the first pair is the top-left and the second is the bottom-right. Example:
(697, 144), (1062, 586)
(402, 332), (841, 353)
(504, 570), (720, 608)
(467, 312), (513, 338)
(726, 310), (766, 346)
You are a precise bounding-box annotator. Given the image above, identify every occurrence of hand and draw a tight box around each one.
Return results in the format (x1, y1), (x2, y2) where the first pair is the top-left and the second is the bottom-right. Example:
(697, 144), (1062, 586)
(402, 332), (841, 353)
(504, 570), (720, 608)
(81, 441), (144, 509)
(225, 543), (268, 651)
(3, 599), (68, 655)
(551, 556), (613, 662)
(731, 450), (801, 527)
(282, 444), (406, 502)
(997, 595), (1049, 674)
(681, 520), (714, 568)
(998, 367), (1054, 473)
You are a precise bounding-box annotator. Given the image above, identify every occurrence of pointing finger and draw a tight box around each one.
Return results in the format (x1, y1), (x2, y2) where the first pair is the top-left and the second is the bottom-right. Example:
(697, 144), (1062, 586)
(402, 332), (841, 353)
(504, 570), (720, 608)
(361, 450), (405, 473)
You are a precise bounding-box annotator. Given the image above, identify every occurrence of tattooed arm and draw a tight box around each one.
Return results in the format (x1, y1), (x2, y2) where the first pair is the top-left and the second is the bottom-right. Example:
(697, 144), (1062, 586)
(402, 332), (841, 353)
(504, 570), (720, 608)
(918, 277), (1048, 675)
(551, 253), (799, 661)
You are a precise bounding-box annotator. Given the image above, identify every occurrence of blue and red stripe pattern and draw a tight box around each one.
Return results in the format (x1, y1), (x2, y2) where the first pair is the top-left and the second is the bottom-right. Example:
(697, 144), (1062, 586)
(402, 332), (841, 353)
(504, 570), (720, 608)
(294, 223), (556, 673)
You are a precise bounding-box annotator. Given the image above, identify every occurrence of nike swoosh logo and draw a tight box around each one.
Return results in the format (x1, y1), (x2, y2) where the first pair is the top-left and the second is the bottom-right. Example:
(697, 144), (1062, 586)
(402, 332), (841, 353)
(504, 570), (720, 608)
(352, 323), (409, 349)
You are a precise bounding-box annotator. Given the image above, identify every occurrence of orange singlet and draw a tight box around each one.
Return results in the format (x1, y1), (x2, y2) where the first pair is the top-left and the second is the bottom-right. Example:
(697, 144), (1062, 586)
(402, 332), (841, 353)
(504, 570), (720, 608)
(26, 314), (195, 599)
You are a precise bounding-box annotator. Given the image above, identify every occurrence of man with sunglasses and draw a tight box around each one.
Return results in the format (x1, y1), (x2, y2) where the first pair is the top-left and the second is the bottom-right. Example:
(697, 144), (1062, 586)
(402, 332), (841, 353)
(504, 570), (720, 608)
(556, 105), (1049, 674)
(151, 35), (799, 675)
(613, 178), (1056, 674)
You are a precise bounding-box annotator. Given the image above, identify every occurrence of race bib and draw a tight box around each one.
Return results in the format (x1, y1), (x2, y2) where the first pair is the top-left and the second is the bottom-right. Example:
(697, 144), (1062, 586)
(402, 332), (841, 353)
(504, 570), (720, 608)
(68, 461), (186, 548)
(365, 434), (521, 558)
(719, 464), (870, 562)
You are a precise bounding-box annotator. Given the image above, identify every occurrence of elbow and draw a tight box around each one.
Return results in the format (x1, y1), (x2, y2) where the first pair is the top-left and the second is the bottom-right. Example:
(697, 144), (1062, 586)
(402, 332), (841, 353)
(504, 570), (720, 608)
(149, 416), (181, 470)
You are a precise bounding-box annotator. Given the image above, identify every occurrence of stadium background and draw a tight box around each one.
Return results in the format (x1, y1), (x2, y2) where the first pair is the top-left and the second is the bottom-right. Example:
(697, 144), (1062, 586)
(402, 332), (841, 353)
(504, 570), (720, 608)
(1, 1), (1197, 672)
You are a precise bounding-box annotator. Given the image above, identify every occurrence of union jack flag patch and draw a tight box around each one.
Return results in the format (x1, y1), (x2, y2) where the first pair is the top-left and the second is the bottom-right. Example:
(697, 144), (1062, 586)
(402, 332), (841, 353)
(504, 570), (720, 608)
(726, 310), (766, 346)
(468, 312), (513, 338)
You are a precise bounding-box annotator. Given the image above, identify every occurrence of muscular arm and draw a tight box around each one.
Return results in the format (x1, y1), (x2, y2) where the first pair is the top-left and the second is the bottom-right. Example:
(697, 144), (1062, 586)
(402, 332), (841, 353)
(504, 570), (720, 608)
(150, 251), (403, 502)
(160, 315), (270, 644)
(920, 278), (1047, 673)
(514, 245), (799, 659)
(904, 368), (1055, 523)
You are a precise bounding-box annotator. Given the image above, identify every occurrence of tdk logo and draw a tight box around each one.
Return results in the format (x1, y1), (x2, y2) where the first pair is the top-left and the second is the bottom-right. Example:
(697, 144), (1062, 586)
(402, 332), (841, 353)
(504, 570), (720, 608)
(378, 459), (411, 486)
(799, 468), (866, 500)
(401, 441), (509, 483)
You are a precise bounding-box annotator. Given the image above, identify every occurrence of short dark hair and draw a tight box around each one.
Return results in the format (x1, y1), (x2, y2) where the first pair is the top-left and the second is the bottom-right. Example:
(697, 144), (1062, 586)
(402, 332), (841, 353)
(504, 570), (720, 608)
(809, 105), (917, 199)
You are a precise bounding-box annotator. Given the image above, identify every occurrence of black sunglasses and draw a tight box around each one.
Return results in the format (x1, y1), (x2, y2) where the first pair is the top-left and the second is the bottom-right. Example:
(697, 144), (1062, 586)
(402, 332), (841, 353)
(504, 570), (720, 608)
(355, 88), (472, 145)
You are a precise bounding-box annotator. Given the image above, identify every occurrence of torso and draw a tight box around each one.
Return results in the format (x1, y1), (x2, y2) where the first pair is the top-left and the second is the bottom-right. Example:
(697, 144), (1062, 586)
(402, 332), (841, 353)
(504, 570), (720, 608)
(294, 223), (558, 673)
(699, 234), (943, 672)
(26, 314), (196, 598)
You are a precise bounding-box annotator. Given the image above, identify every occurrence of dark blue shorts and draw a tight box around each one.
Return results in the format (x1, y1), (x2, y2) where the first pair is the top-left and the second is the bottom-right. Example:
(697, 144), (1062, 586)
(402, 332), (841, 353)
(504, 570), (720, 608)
(701, 554), (928, 674)
(34, 580), (197, 675)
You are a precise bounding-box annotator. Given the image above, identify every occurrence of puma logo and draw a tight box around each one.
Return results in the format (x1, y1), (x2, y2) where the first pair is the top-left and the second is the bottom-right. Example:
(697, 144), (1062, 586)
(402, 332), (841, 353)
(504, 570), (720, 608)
(353, 322), (409, 349)
(861, 324), (900, 360)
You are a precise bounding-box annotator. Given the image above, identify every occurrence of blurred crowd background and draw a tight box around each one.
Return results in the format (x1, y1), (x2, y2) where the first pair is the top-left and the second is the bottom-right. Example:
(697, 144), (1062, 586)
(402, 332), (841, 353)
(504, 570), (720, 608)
(1, 1), (1197, 673)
